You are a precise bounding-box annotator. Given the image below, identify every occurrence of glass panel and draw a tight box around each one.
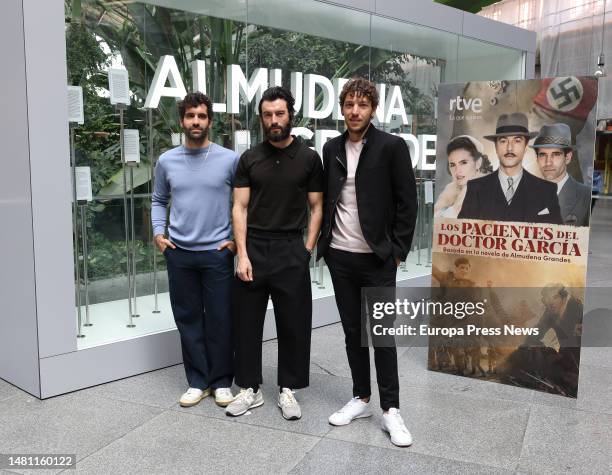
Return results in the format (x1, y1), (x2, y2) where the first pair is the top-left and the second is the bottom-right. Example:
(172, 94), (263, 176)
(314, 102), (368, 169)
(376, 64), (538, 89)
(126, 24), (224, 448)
(66, 0), (248, 347)
(457, 37), (525, 82)
(370, 15), (453, 277)
(65, 0), (523, 347)
(246, 0), (373, 293)
(370, 14), (459, 84)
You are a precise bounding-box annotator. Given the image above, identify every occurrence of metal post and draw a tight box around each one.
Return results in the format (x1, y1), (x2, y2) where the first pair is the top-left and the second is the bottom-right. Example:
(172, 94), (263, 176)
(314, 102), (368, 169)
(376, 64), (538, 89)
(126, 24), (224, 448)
(80, 204), (92, 327)
(311, 244), (319, 284)
(71, 125), (85, 339)
(416, 180), (423, 266)
(150, 109), (161, 314)
(317, 259), (325, 289)
(426, 203), (433, 266)
(119, 105), (135, 328)
(129, 163), (140, 318)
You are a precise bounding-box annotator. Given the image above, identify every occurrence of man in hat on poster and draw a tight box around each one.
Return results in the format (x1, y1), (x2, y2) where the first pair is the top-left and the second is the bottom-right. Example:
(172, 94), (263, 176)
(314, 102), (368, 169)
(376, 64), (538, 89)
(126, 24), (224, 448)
(533, 123), (591, 227)
(458, 112), (562, 224)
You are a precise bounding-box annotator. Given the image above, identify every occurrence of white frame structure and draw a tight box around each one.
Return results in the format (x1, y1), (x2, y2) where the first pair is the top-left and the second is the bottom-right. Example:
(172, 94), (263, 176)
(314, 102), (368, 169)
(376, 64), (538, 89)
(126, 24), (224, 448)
(0, 0), (535, 398)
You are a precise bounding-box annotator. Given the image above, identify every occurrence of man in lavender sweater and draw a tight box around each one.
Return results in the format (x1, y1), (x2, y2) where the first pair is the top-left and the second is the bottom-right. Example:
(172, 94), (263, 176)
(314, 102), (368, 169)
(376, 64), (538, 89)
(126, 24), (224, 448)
(152, 92), (239, 408)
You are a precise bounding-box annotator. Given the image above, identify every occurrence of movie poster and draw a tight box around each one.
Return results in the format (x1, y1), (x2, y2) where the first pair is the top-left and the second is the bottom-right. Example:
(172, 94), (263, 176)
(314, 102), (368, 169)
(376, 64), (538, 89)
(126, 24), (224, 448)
(428, 77), (598, 397)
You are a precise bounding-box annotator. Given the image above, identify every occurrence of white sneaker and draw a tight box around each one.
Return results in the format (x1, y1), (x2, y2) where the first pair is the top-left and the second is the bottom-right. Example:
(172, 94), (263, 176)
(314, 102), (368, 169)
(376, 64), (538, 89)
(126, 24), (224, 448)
(381, 408), (413, 447)
(278, 388), (301, 420)
(225, 388), (264, 417)
(328, 397), (372, 426)
(214, 387), (234, 407)
(179, 387), (211, 407)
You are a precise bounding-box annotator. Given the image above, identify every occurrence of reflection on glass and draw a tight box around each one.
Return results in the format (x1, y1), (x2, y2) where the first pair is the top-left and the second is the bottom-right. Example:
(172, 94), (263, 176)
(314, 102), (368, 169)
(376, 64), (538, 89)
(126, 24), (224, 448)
(458, 37), (525, 82)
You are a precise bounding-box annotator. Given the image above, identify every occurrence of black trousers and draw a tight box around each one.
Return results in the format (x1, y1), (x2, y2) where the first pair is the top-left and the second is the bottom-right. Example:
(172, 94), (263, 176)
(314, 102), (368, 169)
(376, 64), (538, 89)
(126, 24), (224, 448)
(325, 248), (400, 411)
(165, 247), (234, 390)
(233, 232), (312, 389)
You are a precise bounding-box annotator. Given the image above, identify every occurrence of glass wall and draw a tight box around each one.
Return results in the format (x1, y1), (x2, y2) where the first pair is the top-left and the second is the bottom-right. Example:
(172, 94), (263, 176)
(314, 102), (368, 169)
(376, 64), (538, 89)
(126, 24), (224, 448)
(64, 0), (526, 347)
(457, 36), (525, 81)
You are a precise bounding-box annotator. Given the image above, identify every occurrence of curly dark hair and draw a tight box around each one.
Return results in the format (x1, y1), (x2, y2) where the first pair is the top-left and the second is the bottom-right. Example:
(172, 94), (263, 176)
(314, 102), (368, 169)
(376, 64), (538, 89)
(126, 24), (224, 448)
(339, 77), (379, 109)
(446, 136), (493, 174)
(178, 92), (213, 121)
(258, 86), (296, 122)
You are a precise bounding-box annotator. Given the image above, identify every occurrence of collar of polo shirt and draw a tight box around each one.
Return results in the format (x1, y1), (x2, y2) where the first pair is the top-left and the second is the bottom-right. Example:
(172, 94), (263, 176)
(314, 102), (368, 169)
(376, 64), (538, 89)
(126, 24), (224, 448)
(264, 135), (300, 158)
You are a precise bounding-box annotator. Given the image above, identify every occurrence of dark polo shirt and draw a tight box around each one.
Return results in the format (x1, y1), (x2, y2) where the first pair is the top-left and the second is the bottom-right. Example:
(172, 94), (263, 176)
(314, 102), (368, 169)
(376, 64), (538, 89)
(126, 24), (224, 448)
(234, 137), (324, 231)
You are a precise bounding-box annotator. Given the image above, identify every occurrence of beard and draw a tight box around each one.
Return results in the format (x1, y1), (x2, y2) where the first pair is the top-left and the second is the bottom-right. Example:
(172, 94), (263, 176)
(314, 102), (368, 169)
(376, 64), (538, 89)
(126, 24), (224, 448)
(183, 125), (209, 144)
(263, 121), (291, 142)
(346, 118), (370, 137)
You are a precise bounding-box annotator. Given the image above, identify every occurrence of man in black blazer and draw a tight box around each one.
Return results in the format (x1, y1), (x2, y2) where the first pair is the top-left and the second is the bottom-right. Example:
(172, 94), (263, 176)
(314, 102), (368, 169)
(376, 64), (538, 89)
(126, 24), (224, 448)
(458, 113), (562, 224)
(317, 78), (417, 447)
(533, 123), (591, 227)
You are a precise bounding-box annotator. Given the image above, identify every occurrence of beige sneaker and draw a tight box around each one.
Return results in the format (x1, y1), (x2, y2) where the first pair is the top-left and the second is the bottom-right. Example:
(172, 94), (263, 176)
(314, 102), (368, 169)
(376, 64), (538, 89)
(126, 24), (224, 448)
(225, 388), (264, 417)
(179, 387), (211, 407)
(214, 387), (234, 407)
(278, 388), (301, 420)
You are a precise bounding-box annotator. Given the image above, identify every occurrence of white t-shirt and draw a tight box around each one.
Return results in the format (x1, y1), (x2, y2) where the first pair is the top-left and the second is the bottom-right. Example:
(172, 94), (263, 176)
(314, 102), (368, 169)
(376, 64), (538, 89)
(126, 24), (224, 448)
(330, 139), (373, 253)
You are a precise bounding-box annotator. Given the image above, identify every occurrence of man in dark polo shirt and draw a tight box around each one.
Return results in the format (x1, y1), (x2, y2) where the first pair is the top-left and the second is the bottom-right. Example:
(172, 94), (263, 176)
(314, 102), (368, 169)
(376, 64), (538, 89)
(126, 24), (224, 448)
(226, 87), (324, 420)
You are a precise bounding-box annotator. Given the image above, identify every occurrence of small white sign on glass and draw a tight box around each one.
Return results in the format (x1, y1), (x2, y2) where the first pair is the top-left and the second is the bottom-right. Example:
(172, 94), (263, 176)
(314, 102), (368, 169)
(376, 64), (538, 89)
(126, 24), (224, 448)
(424, 180), (434, 204)
(234, 130), (251, 156)
(67, 86), (84, 124)
(75, 166), (93, 202)
(123, 129), (141, 163)
(171, 132), (185, 146)
(108, 68), (130, 105)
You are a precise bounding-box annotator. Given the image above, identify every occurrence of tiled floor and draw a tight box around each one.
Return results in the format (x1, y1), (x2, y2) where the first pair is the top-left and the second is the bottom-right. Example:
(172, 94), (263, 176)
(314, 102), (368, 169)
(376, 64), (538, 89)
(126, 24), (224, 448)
(1, 201), (611, 474)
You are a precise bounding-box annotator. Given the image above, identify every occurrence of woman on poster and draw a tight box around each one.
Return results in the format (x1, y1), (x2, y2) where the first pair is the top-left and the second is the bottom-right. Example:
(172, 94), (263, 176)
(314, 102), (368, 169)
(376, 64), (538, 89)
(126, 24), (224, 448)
(434, 135), (493, 218)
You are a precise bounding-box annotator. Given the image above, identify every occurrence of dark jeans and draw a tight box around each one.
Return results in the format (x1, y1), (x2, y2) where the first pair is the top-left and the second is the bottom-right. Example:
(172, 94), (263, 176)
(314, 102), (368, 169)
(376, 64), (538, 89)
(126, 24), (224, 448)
(165, 246), (234, 390)
(233, 232), (312, 390)
(325, 248), (400, 411)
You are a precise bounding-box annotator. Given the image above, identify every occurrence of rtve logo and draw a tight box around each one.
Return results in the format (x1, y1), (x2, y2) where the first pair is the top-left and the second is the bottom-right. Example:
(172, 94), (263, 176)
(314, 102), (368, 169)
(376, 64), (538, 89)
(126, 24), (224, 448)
(449, 96), (483, 113)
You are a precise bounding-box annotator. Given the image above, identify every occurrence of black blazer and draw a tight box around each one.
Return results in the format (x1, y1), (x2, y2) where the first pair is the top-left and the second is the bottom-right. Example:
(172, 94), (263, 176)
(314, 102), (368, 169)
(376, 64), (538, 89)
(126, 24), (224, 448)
(317, 125), (418, 261)
(458, 169), (563, 224)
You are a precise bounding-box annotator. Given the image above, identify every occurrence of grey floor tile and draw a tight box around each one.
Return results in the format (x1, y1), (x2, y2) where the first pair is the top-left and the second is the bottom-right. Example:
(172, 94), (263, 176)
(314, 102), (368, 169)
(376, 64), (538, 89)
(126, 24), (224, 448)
(74, 410), (319, 474)
(291, 438), (511, 474)
(583, 287), (612, 313)
(397, 346), (535, 404)
(517, 404), (612, 474)
(327, 385), (530, 470)
(530, 364), (612, 415)
(0, 379), (23, 402)
(0, 392), (162, 463)
(263, 323), (411, 380)
(262, 339), (330, 376)
(580, 346), (612, 369)
(173, 366), (354, 437)
(78, 364), (186, 409)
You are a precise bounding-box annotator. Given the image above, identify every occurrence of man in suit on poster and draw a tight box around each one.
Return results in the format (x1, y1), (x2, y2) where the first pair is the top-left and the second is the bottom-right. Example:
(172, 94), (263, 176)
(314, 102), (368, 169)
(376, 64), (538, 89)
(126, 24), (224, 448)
(533, 123), (591, 227)
(458, 113), (563, 224)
